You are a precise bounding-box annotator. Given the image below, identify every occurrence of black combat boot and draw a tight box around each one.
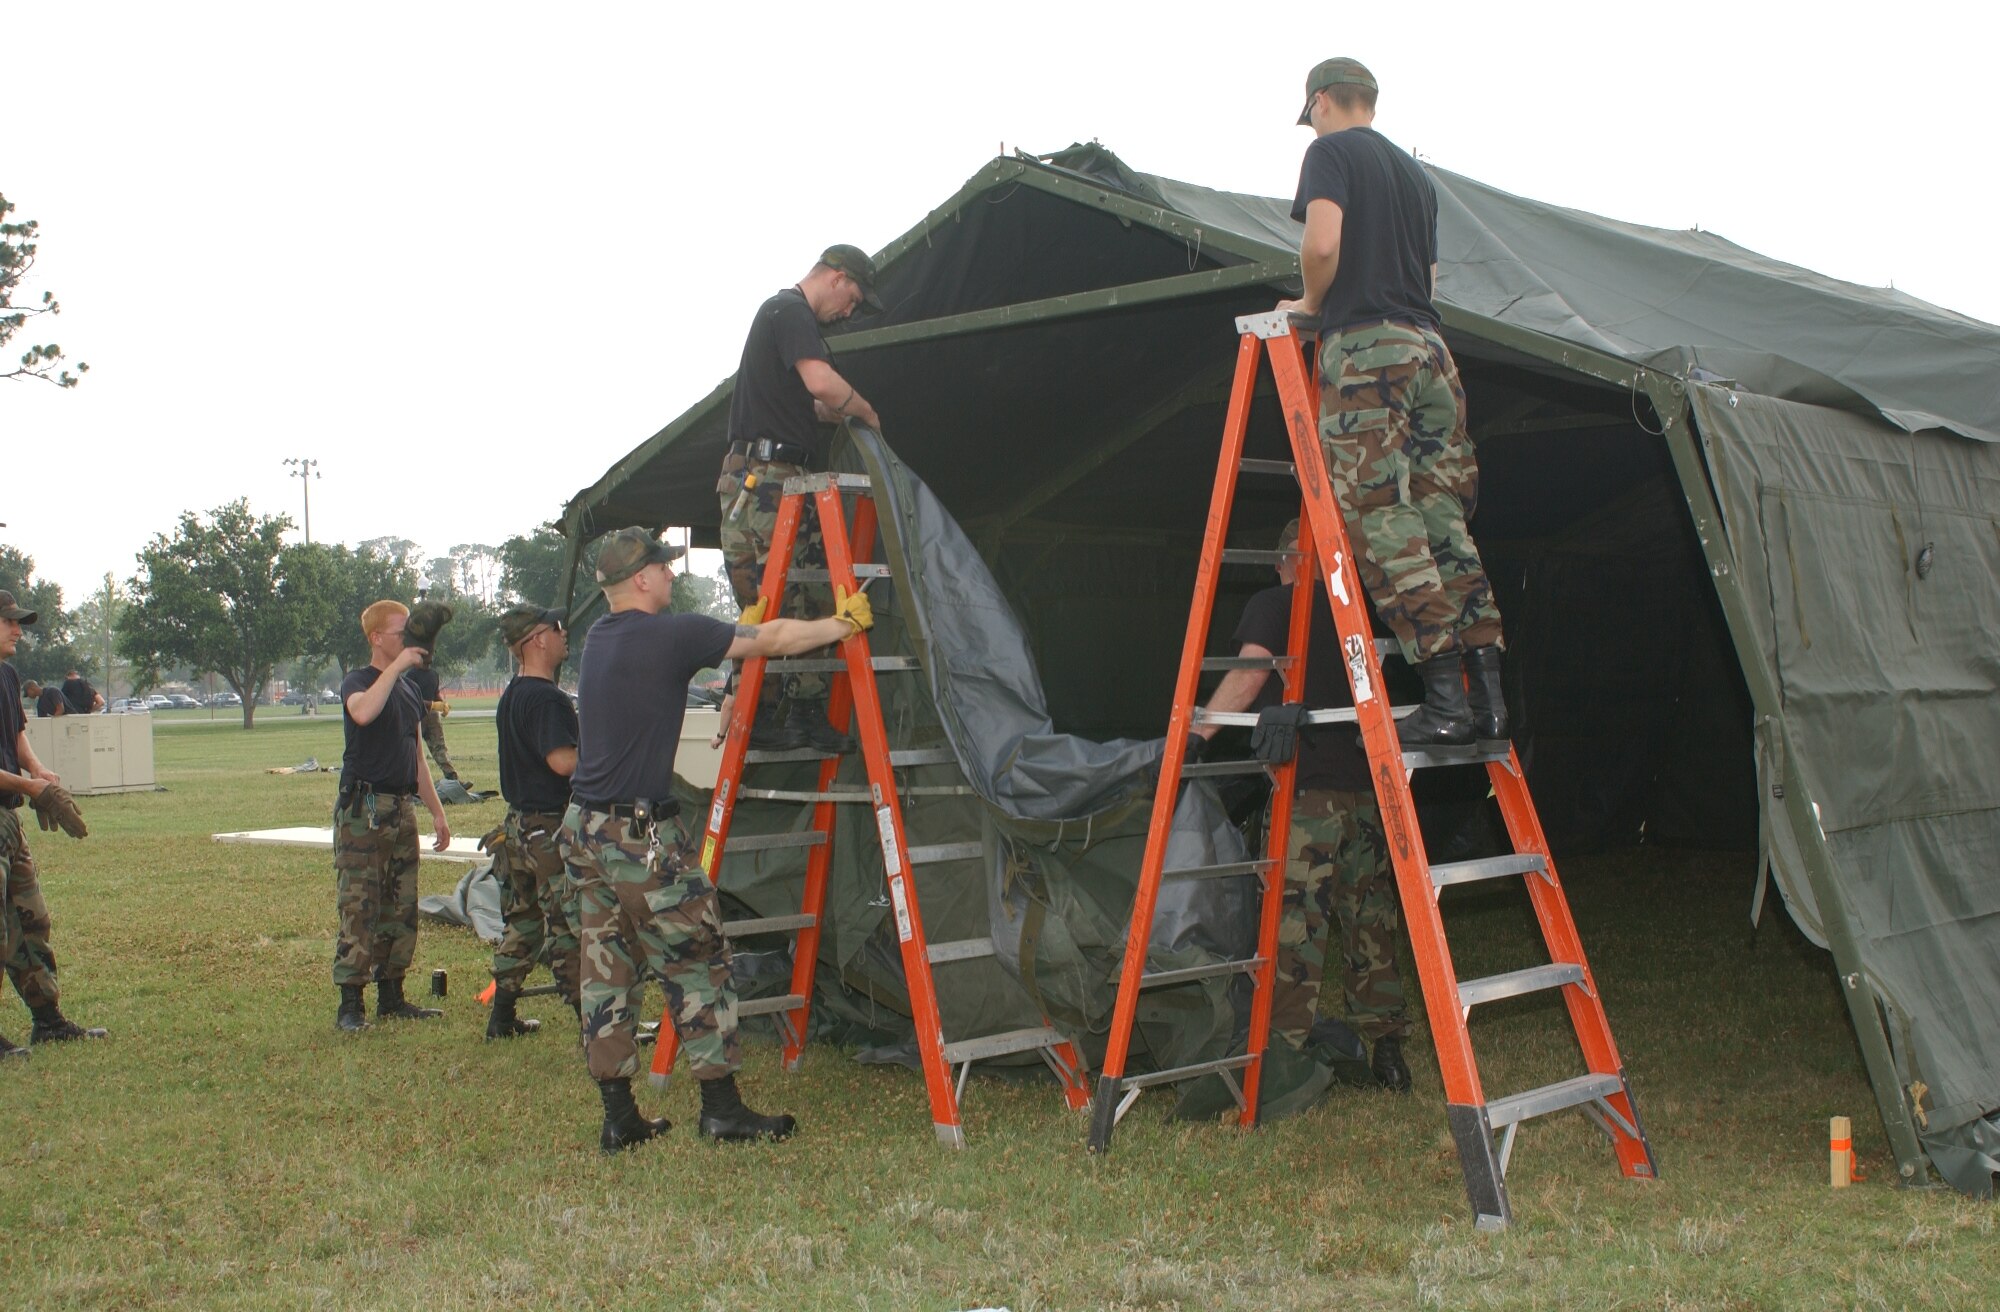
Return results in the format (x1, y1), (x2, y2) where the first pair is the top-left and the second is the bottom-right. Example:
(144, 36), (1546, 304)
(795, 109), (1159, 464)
(1462, 645), (1509, 750)
(1397, 654), (1476, 756)
(698, 1072), (797, 1142)
(336, 984), (372, 1033)
(598, 1077), (669, 1153)
(747, 698), (808, 752)
(28, 1003), (108, 1043)
(376, 976), (443, 1021)
(784, 699), (856, 756)
(485, 986), (542, 1040)
(0, 1031), (30, 1060)
(1371, 1035), (1412, 1095)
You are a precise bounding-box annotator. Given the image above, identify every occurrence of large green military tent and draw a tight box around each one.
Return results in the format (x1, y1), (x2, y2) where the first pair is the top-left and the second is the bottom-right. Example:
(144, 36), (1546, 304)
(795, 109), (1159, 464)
(557, 145), (2000, 1194)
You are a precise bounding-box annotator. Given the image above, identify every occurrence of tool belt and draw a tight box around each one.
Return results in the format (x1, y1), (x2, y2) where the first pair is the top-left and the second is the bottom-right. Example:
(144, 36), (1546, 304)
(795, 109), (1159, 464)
(729, 438), (815, 468)
(337, 780), (415, 826)
(576, 796), (681, 842)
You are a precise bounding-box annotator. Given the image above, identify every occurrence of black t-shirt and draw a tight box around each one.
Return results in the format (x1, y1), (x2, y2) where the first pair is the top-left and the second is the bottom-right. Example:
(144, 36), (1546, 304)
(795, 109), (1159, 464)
(1290, 127), (1439, 337)
(0, 665), (23, 796)
(497, 675), (578, 814)
(571, 609), (735, 804)
(405, 666), (440, 705)
(339, 665), (423, 792)
(36, 686), (68, 717)
(1232, 584), (1371, 792)
(62, 677), (98, 714)
(725, 287), (832, 460)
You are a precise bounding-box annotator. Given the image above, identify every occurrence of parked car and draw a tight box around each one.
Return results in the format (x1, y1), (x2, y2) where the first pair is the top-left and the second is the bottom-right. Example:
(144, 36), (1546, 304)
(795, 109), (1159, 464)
(145, 695), (173, 710)
(168, 694), (199, 709)
(206, 691), (241, 707)
(110, 698), (148, 713)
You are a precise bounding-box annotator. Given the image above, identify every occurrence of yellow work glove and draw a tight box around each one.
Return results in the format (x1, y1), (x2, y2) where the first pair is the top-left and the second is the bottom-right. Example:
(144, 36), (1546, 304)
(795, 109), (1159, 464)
(739, 598), (769, 627)
(429, 701), (450, 717)
(833, 585), (873, 636)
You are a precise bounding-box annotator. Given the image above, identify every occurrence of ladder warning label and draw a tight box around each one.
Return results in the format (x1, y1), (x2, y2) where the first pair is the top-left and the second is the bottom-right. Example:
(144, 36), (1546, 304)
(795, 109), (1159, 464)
(1344, 634), (1375, 703)
(875, 805), (903, 876)
(708, 781), (729, 833)
(887, 875), (914, 942)
(699, 837), (717, 873)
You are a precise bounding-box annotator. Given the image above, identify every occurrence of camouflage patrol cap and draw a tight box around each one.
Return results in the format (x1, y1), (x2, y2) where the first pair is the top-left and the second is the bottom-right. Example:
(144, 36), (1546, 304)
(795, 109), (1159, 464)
(1298, 57), (1378, 125)
(0, 590), (37, 624)
(594, 527), (686, 586)
(405, 598), (455, 650)
(820, 244), (885, 312)
(499, 603), (565, 648)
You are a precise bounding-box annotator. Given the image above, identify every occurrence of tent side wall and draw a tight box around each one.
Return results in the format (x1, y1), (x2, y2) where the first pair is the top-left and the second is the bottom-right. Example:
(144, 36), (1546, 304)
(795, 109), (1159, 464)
(1687, 385), (2000, 1193)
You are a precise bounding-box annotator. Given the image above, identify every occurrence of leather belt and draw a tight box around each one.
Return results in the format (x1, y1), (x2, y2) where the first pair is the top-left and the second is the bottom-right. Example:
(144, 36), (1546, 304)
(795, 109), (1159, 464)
(576, 798), (682, 820)
(728, 438), (814, 468)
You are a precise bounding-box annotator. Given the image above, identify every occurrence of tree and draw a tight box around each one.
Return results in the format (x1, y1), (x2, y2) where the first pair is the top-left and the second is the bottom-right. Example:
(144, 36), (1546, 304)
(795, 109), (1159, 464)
(120, 501), (317, 728)
(70, 575), (125, 697)
(1, 192), (87, 387)
(498, 522), (600, 608)
(0, 546), (86, 684)
(357, 536), (424, 574)
(291, 543), (419, 676)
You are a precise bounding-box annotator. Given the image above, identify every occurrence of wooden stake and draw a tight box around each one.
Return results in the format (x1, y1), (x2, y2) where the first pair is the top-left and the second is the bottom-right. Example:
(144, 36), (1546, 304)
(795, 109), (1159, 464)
(1830, 1115), (1853, 1187)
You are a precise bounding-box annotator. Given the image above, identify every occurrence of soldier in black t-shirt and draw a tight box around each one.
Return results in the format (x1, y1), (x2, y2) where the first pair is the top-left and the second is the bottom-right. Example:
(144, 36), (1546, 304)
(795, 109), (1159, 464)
(1192, 522), (1411, 1092)
(0, 591), (107, 1053)
(26, 682), (66, 718)
(61, 671), (103, 715)
(716, 243), (885, 756)
(1276, 58), (1509, 762)
(559, 527), (873, 1152)
(331, 600), (453, 1033)
(483, 603), (582, 1040)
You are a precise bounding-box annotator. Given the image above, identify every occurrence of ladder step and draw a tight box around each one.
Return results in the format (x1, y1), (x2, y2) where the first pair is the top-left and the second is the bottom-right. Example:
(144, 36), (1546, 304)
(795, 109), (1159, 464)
(741, 785), (974, 804)
(1194, 704), (1412, 728)
(926, 936), (996, 965)
(762, 655), (921, 673)
(1487, 1073), (1626, 1130)
(1404, 742), (1515, 770)
(1180, 759), (1269, 778)
(908, 841), (984, 864)
(941, 1025), (1068, 1066)
(785, 563), (892, 582)
(1201, 655), (1291, 672)
(1165, 858), (1274, 882)
(723, 830), (829, 853)
(1236, 457), (1296, 478)
(737, 992), (806, 1018)
(723, 914), (816, 937)
(1220, 548), (1296, 567)
(1432, 853), (1547, 889)
(778, 471), (872, 494)
(1116, 1052), (1258, 1092)
(1141, 957), (1264, 989)
(742, 745), (960, 766)
(1459, 962), (1585, 1009)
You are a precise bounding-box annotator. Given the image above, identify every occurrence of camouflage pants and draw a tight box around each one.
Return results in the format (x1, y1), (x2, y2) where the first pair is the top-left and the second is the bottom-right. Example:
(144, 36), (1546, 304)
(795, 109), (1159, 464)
(489, 809), (579, 1003)
(1270, 788), (1408, 1045)
(420, 709), (456, 779)
(559, 805), (739, 1082)
(1318, 320), (1503, 663)
(717, 452), (831, 701)
(331, 794), (421, 986)
(0, 806), (60, 1011)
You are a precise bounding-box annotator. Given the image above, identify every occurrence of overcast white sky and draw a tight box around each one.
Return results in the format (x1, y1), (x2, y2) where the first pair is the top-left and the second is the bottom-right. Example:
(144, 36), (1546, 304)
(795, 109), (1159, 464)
(7, 2), (1996, 605)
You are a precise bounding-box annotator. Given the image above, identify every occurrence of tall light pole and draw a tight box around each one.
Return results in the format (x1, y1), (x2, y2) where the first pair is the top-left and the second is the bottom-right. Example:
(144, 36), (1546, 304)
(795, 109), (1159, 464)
(283, 457), (321, 544)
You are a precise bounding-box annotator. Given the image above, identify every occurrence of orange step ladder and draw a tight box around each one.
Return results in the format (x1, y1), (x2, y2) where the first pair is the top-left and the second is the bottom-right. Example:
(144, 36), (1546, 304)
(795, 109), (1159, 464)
(648, 471), (1092, 1145)
(1085, 311), (1656, 1228)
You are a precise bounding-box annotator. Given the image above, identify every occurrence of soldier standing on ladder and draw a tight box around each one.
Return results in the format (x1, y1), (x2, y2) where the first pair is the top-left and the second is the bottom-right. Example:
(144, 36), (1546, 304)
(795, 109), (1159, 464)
(1274, 58), (1509, 754)
(715, 244), (886, 755)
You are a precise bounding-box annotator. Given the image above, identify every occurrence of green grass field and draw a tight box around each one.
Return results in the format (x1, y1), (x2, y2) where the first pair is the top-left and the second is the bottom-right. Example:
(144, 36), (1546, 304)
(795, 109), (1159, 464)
(3, 716), (1990, 1310)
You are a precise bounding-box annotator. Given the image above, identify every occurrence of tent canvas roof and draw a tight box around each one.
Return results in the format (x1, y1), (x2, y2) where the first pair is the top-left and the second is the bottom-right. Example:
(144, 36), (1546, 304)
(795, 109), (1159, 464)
(561, 145), (2000, 1197)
